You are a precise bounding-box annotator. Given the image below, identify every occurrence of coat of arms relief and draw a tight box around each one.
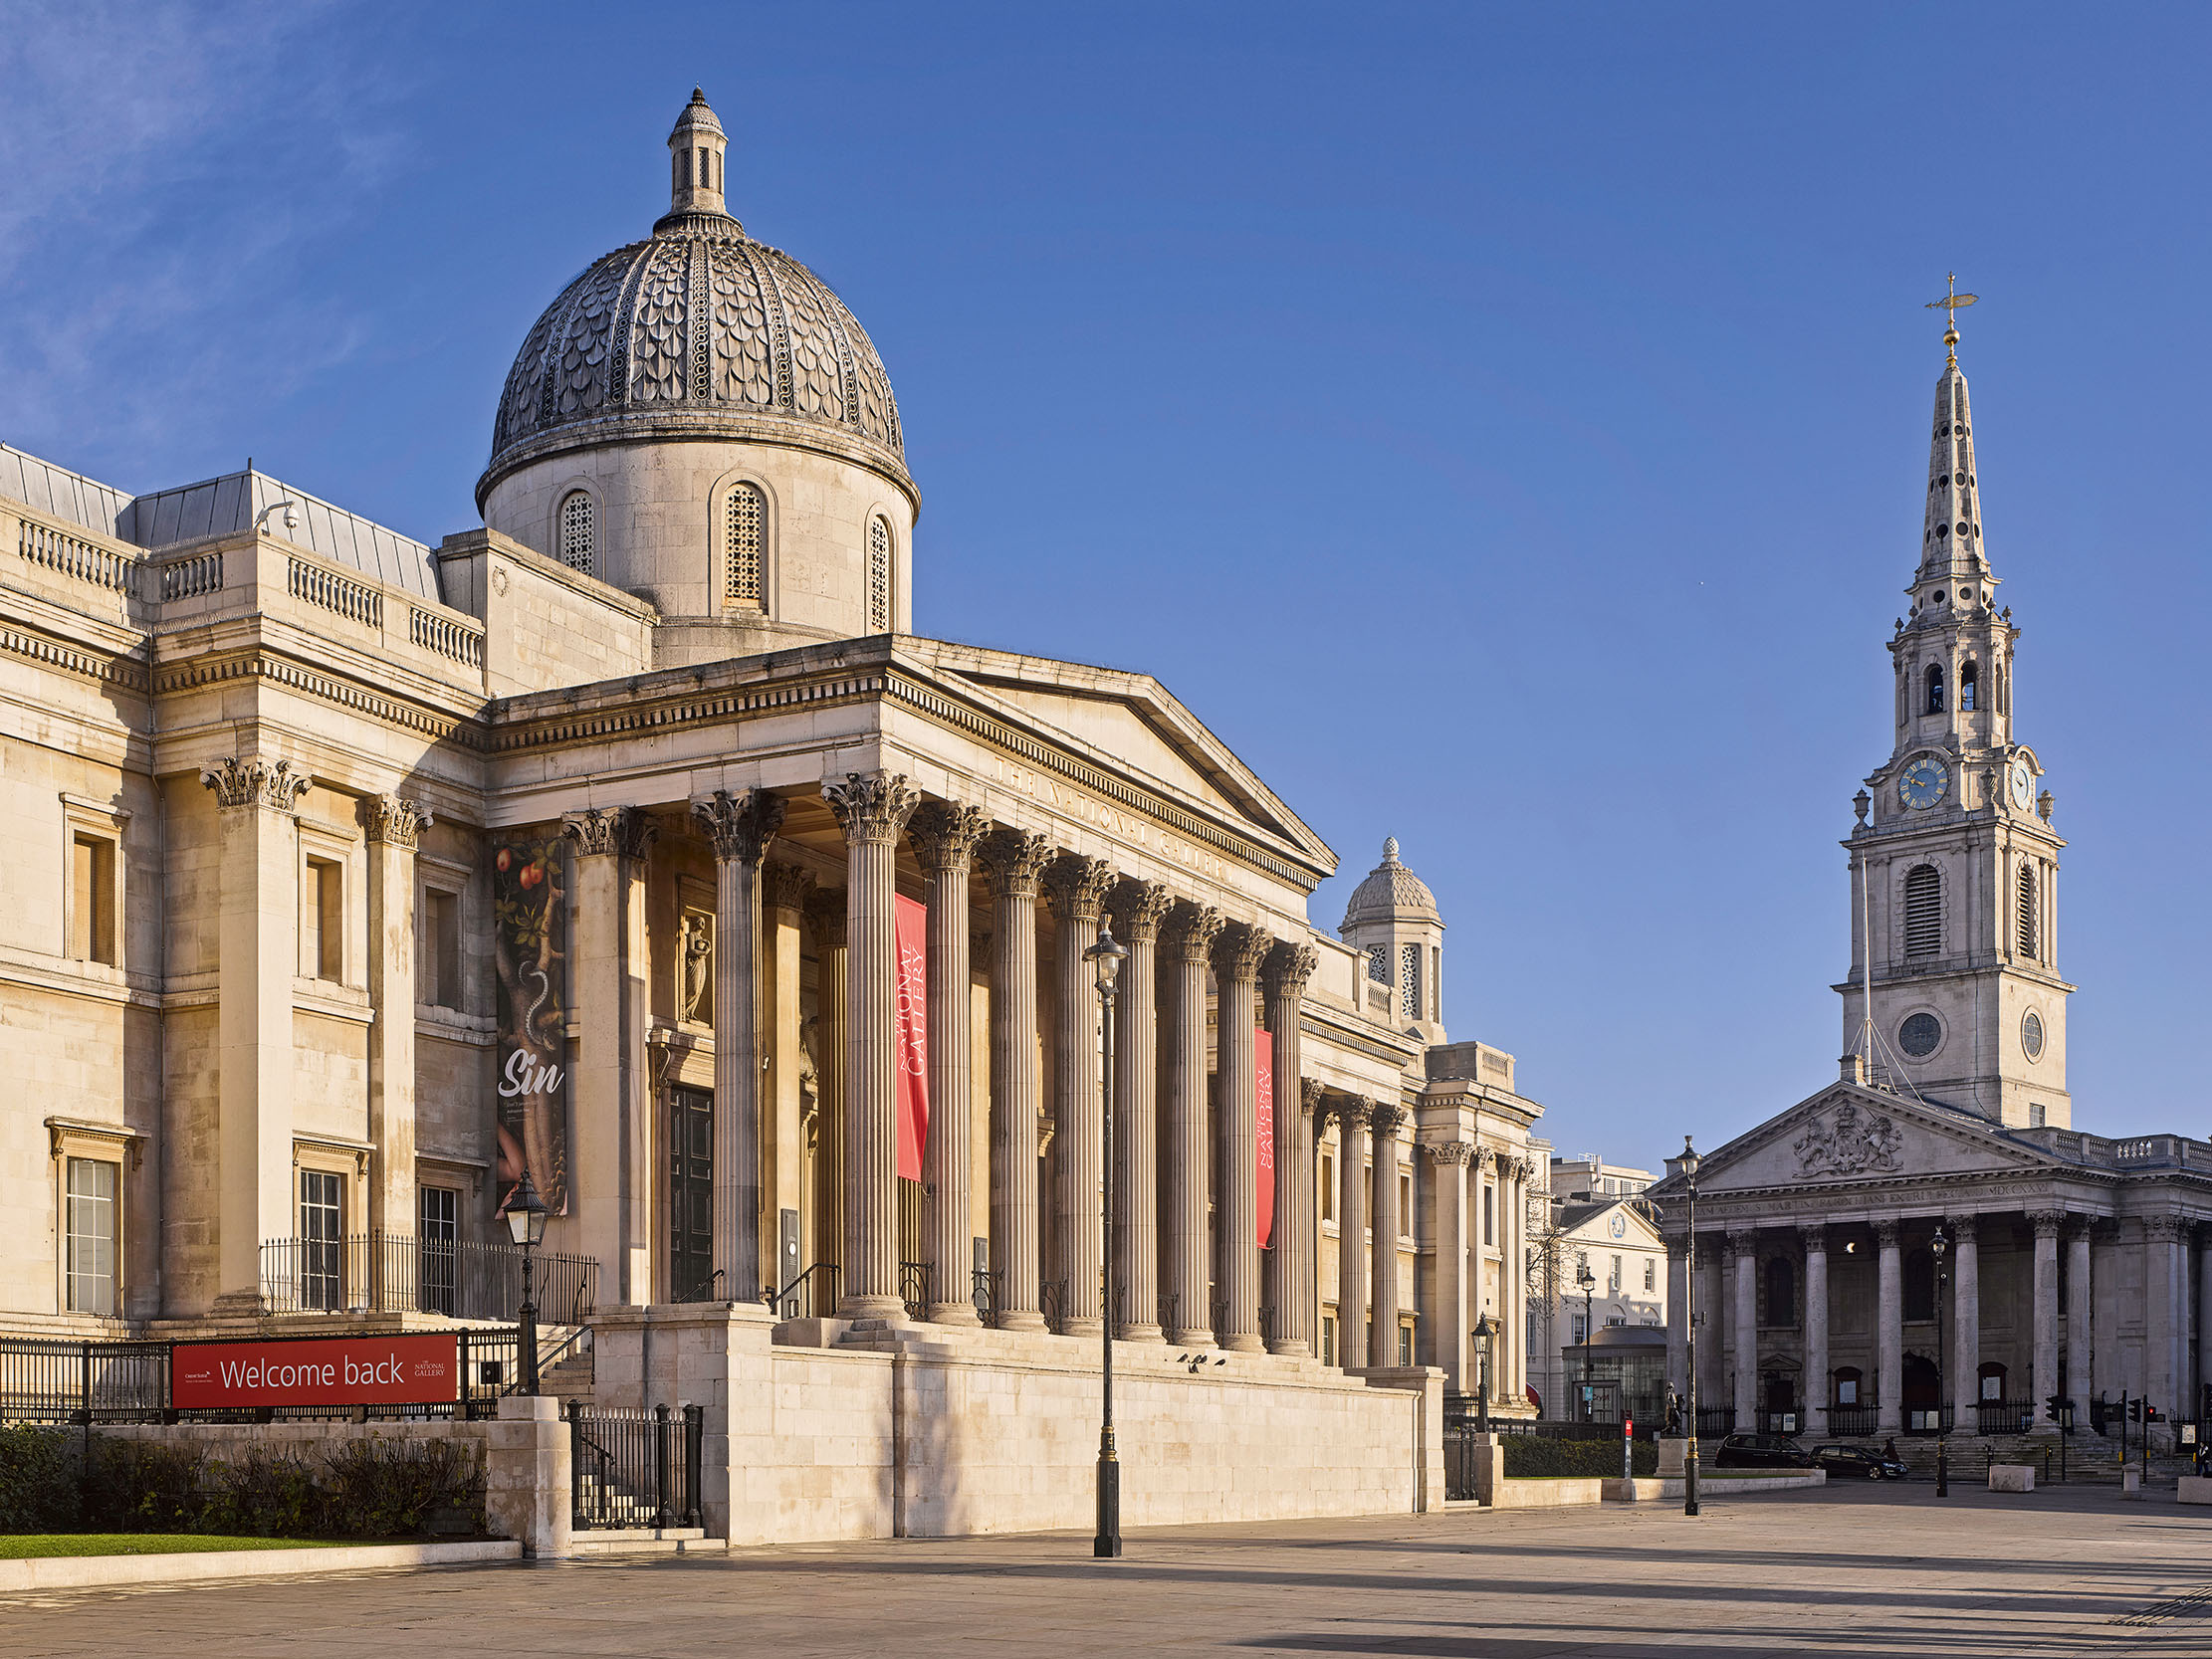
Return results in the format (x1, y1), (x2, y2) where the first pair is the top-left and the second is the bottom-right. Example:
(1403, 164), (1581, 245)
(1792, 1102), (1906, 1176)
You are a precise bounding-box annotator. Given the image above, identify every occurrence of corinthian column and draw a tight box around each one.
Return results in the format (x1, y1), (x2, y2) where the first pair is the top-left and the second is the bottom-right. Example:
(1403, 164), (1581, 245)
(1731, 1229), (1759, 1431)
(1210, 922), (1270, 1352)
(1334, 1098), (1371, 1369)
(1261, 942), (1319, 1357)
(1109, 879), (1172, 1341)
(1802, 1224), (1830, 1435)
(1368, 1105), (1405, 1366)
(2029, 1209), (2064, 1434)
(363, 794), (429, 1308)
(1043, 853), (1117, 1337)
(980, 827), (1054, 1332)
(822, 771), (919, 1319)
(1950, 1216), (1979, 1428)
(804, 888), (847, 1281)
(1875, 1220), (1903, 1435)
(1157, 900), (1221, 1345)
(909, 800), (989, 1325)
(690, 789), (783, 1304)
(1428, 1141), (1474, 1390)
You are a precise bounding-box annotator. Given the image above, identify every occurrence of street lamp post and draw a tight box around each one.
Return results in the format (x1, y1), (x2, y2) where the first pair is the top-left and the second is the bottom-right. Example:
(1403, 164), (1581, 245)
(1682, 1136), (1702, 1518)
(504, 1166), (550, 1395)
(1576, 1262), (1598, 1422)
(1932, 1224), (1949, 1498)
(1085, 923), (1129, 1560)
(1474, 1314), (1497, 1433)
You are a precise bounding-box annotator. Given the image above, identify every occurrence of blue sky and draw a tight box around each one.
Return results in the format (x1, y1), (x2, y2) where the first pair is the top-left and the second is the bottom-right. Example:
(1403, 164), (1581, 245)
(5, 3), (2206, 1171)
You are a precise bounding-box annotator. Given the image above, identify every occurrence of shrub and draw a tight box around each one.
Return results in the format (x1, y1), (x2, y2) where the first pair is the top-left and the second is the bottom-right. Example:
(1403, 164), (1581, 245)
(1501, 1434), (1659, 1479)
(0, 1425), (80, 1531)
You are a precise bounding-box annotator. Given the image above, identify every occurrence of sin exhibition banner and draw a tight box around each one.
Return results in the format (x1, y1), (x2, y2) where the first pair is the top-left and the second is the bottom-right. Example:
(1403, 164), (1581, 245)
(894, 894), (931, 1180)
(493, 835), (570, 1214)
(1256, 1027), (1275, 1249)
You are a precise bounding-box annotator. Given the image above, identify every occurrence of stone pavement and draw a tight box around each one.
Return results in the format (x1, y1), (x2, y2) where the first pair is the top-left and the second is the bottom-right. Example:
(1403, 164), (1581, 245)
(5, 1483), (2212, 1657)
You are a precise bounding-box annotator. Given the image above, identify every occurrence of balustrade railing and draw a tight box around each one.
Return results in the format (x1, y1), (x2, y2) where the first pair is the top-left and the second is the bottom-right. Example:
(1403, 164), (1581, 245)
(409, 604), (485, 667)
(160, 549), (224, 599)
(19, 518), (136, 596)
(288, 555), (382, 629)
(258, 1232), (596, 1323)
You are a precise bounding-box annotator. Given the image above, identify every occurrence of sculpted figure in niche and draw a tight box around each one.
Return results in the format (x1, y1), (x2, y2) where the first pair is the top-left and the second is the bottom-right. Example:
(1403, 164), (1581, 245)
(679, 912), (714, 1024)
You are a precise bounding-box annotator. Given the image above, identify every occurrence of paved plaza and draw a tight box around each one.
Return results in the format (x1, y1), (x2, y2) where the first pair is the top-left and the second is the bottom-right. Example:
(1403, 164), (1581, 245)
(6, 1484), (2212, 1658)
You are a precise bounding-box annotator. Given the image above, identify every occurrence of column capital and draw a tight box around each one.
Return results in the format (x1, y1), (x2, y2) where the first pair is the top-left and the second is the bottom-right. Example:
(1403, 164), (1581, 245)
(363, 793), (431, 848)
(764, 862), (813, 914)
(564, 804), (657, 860)
(1041, 852), (1118, 925)
(1261, 940), (1321, 1001)
(1369, 1102), (1406, 1141)
(1471, 1145), (1496, 1175)
(1331, 1096), (1372, 1134)
(689, 788), (780, 863)
(1299, 1077), (1325, 1117)
(200, 755), (311, 814)
(1942, 1213), (1977, 1242)
(1208, 920), (1271, 986)
(1798, 1222), (1829, 1251)
(804, 887), (847, 950)
(1108, 877), (1175, 943)
(908, 799), (990, 874)
(1158, 900), (1223, 963)
(2029, 1208), (2068, 1239)
(2144, 1213), (2191, 1243)
(1726, 1226), (1759, 1253)
(1428, 1140), (1475, 1166)
(978, 826), (1055, 897)
(1873, 1219), (1902, 1249)
(823, 770), (919, 846)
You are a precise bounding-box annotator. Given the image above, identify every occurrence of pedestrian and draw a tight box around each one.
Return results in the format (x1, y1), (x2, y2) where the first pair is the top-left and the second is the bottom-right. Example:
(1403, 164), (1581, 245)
(1882, 1436), (1897, 1461)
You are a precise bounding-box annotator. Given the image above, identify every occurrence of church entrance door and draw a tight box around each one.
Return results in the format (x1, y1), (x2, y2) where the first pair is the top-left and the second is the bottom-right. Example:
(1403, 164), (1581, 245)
(670, 1086), (715, 1301)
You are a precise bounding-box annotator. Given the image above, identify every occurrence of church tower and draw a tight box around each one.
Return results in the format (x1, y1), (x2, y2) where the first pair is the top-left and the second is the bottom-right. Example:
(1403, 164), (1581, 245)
(1837, 288), (2072, 1127)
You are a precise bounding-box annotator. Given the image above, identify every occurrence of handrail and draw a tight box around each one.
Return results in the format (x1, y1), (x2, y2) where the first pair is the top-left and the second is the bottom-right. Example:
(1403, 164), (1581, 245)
(765, 1261), (840, 1320)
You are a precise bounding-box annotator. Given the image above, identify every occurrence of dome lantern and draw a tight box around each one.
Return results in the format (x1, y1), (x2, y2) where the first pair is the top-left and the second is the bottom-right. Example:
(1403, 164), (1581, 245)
(663, 88), (731, 228)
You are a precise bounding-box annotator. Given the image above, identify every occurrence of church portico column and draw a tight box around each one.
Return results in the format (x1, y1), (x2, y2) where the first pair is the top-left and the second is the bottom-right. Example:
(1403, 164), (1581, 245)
(980, 828), (1054, 1333)
(1876, 1220), (1903, 1435)
(2029, 1209), (2065, 1434)
(1334, 1099), (1371, 1369)
(803, 888), (847, 1281)
(691, 790), (782, 1306)
(909, 801), (989, 1326)
(1261, 942), (1320, 1357)
(1429, 1142), (1474, 1392)
(2066, 1220), (2093, 1416)
(1730, 1229), (1758, 1431)
(2146, 1215), (2187, 1425)
(1664, 1235), (1689, 1400)
(1950, 1216), (1980, 1431)
(363, 795), (429, 1307)
(2196, 1228), (2212, 1404)
(823, 771), (920, 1320)
(1108, 880), (1173, 1342)
(1042, 853), (1117, 1337)
(1367, 1105), (1405, 1367)
(1157, 900), (1221, 1346)
(1801, 1225), (1829, 1437)
(1209, 922), (1271, 1352)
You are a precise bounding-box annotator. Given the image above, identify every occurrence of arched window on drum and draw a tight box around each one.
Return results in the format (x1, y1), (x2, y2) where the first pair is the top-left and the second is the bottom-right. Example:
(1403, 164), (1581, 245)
(558, 491), (595, 575)
(724, 482), (766, 610)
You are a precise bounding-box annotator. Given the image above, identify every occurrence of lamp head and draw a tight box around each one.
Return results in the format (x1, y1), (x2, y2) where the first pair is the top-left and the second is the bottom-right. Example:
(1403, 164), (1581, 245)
(1085, 922), (1128, 993)
(1930, 1226), (1948, 1263)
(1679, 1136), (1700, 1180)
(505, 1166), (549, 1249)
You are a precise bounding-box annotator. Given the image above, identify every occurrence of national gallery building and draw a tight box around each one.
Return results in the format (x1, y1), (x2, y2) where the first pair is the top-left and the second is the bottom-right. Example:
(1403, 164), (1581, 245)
(0, 94), (1543, 1536)
(1651, 315), (2212, 1449)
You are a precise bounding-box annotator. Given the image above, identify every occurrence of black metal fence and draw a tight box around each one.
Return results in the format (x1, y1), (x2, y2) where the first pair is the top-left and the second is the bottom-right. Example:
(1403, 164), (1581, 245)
(1695, 1406), (1734, 1437)
(259, 1233), (596, 1323)
(567, 1402), (703, 1531)
(1, 1330), (529, 1424)
(1977, 1398), (2035, 1436)
(1828, 1403), (1877, 1437)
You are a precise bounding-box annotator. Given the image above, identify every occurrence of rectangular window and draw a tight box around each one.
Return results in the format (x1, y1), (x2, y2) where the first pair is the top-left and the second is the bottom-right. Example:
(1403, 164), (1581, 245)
(1644, 1259), (1657, 1293)
(1320, 1154), (1334, 1222)
(1320, 1313), (1336, 1367)
(418, 1185), (458, 1317)
(424, 888), (462, 1009)
(70, 834), (116, 964)
(1576, 1249), (1587, 1279)
(1610, 1253), (1623, 1294)
(1483, 1183), (1494, 1247)
(65, 1157), (118, 1316)
(300, 1169), (342, 1312)
(305, 857), (342, 980)
(1572, 1314), (1587, 1345)
(1398, 1321), (1414, 1368)
(1838, 1376), (1859, 1405)
(1399, 1171), (1413, 1237)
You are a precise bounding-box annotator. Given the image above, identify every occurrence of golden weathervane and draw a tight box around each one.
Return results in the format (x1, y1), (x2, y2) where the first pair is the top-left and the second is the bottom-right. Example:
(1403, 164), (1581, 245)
(1925, 272), (1978, 362)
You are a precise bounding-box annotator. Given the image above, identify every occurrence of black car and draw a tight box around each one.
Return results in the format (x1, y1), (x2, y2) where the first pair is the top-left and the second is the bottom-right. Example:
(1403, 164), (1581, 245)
(1712, 1432), (1817, 1469)
(1811, 1443), (1908, 1480)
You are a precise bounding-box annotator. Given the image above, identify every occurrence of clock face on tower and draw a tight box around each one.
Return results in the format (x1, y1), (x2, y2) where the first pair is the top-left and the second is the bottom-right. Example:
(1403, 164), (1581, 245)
(1898, 755), (1950, 810)
(2009, 758), (2034, 811)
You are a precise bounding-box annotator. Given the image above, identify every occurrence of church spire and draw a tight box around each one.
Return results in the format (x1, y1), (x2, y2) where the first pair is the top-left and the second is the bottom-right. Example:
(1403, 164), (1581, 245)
(1915, 276), (1990, 593)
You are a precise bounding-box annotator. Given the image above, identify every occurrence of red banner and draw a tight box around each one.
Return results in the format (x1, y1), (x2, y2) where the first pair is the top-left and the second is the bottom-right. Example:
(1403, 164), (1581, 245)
(894, 893), (930, 1181)
(1256, 1027), (1275, 1249)
(171, 1334), (461, 1410)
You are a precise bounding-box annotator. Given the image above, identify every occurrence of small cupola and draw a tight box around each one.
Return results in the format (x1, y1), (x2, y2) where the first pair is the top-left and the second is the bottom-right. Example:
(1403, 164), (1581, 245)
(664, 88), (730, 225)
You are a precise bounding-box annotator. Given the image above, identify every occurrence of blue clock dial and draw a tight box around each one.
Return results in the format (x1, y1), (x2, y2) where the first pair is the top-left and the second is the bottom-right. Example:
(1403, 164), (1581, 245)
(1897, 756), (1950, 810)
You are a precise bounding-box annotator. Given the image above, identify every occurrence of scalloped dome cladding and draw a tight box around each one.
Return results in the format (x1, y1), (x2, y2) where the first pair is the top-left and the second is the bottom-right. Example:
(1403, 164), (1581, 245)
(487, 227), (904, 486)
(1342, 838), (1439, 928)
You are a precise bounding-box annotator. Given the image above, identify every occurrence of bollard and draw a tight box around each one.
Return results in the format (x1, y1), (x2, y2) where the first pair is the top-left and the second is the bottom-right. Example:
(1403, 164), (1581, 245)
(1936, 1440), (1947, 1497)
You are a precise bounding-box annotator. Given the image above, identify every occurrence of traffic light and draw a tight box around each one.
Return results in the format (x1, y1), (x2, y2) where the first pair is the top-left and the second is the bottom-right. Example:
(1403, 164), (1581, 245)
(2128, 1397), (2144, 1424)
(2044, 1394), (2063, 1424)
(2147, 1402), (2162, 1423)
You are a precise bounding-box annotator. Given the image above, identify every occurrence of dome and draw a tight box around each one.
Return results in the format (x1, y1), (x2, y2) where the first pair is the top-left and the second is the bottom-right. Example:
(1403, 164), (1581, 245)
(1341, 837), (1440, 930)
(478, 94), (906, 511)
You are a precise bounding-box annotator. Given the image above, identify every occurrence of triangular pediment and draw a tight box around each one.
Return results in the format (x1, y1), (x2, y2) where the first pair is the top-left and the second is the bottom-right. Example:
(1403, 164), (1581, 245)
(1677, 1083), (2057, 1196)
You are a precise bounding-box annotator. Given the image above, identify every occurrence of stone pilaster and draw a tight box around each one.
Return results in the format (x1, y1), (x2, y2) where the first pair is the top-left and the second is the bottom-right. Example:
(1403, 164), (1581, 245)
(1042, 853), (1117, 1336)
(2064, 1219), (2092, 1416)
(690, 790), (783, 1304)
(363, 794), (429, 1303)
(1108, 879), (1173, 1341)
(2028, 1209), (2065, 1433)
(1157, 900), (1221, 1345)
(1334, 1098), (1371, 1369)
(909, 800), (989, 1325)
(1368, 1104), (1405, 1366)
(1949, 1215), (1980, 1427)
(1428, 1141), (1474, 1391)
(1664, 1235), (1690, 1400)
(200, 757), (310, 1313)
(1261, 941), (1319, 1357)
(1501, 1155), (1527, 1402)
(764, 862), (811, 1295)
(980, 827), (1054, 1332)
(803, 888), (848, 1278)
(1209, 922), (1270, 1353)
(1730, 1228), (1758, 1431)
(560, 805), (658, 1305)
(822, 771), (920, 1319)
(1800, 1224), (1829, 1434)
(2147, 1214), (2189, 1424)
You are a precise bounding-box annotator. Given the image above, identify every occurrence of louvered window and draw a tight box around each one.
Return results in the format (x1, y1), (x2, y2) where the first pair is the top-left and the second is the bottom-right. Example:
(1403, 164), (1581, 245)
(867, 516), (892, 633)
(1400, 944), (1421, 1019)
(1903, 864), (1941, 957)
(1960, 660), (1977, 712)
(2017, 863), (2039, 959)
(725, 482), (764, 608)
(558, 491), (594, 574)
(1924, 663), (1945, 714)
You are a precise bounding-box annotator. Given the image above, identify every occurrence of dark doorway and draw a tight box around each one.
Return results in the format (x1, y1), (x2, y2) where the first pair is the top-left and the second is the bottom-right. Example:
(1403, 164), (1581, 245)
(1903, 1352), (1939, 1408)
(670, 1086), (715, 1301)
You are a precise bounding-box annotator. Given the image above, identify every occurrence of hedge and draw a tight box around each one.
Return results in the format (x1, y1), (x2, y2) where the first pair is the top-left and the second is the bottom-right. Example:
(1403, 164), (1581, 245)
(1500, 1435), (1659, 1479)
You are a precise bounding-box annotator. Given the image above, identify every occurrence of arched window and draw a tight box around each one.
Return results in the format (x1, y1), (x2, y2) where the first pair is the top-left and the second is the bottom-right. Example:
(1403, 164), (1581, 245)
(1765, 1256), (1796, 1326)
(867, 516), (892, 633)
(557, 491), (595, 575)
(724, 482), (765, 609)
(1832, 1364), (1863, 1407)
(1924, 662), (1945, 714)
(1960, 659), (1977, 712)
(1903, 1247), (1935, 1323)
(2017, 862), (2039, 959)
(1903, 864), (1941, 957)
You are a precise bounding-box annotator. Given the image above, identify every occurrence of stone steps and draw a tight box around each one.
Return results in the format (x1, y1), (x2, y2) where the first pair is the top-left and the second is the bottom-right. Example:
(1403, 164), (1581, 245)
(570, 1527), (728, 1556)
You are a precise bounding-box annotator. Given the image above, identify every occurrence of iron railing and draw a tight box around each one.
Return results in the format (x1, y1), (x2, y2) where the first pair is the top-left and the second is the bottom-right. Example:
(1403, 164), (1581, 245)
(1694, 1406), (1735, 1437)
(1978, 1398), (2035, 1436)
(1828, 1403), (1878, 1437)
(567, 1402), (703, 1531)
(674, 1268), (727, 1304)
(971, 1267), (1000, 1327)
(765, 1262), (840, 1321)
(1041, 1279), (1068, 1335)
(258, 1233), (596, 1322)
(899, 1261), (932, 1321)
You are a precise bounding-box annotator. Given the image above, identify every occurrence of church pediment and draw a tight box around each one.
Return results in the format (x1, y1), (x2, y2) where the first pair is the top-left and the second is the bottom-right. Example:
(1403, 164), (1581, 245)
(1682, 1083), (2054, 1195)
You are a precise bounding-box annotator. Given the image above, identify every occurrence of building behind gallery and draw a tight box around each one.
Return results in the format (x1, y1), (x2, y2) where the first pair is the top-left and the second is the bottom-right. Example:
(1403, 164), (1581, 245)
(0, 92), (1553, 1536)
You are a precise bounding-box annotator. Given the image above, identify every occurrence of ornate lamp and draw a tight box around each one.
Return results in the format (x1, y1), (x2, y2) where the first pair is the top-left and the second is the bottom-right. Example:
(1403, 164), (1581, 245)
(505, 1167), (549, 1394)
(1083, 923), (1129, 1558)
